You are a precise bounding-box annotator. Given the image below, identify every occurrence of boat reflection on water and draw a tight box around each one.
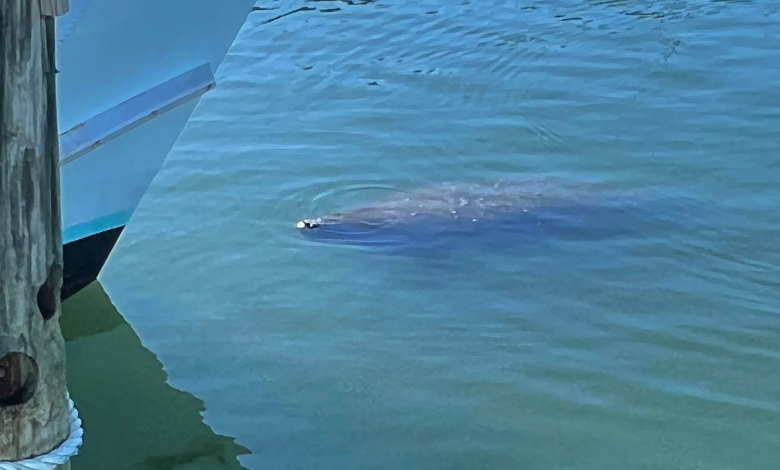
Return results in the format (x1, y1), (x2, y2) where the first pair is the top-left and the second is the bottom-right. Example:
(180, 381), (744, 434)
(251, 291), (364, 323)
(61, 282), (250, 470)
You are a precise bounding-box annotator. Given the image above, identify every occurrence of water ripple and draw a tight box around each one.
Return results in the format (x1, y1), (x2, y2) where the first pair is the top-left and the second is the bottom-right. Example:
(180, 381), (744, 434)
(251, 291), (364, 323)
(102, 0), (780, 468)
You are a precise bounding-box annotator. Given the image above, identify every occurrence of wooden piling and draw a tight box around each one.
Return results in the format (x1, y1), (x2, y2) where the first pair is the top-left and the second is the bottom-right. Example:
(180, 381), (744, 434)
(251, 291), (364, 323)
(1, 0), (72, 467)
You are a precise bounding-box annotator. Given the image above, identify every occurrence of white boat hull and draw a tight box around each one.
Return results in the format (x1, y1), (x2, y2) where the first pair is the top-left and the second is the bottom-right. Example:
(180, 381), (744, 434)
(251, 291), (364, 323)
(56, 0), (256, 298)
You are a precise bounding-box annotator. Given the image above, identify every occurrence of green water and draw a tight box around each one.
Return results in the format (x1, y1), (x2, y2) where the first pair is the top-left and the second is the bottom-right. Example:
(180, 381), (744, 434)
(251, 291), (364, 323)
(62, 284), (248, 469)
(85, 0), (780, 468)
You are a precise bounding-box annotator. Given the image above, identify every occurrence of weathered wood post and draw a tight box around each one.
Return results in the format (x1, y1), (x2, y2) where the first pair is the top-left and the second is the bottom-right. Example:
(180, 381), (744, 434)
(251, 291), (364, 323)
(1, 1), (79, 469)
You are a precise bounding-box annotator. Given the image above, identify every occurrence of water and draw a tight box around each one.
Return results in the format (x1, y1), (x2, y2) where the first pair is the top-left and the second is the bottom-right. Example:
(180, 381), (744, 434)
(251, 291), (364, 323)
(61, 283), (247, 470)
(97, 0), (780, 468)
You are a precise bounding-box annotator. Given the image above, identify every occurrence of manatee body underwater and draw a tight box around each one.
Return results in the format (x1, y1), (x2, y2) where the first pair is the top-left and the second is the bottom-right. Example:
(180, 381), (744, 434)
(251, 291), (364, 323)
(296, 177), (697, 255)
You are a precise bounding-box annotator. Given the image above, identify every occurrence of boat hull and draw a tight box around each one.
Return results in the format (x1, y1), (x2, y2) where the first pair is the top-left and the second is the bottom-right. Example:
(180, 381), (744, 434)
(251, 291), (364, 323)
(56, 0), (256, 299)
(63, 226), (124, 301)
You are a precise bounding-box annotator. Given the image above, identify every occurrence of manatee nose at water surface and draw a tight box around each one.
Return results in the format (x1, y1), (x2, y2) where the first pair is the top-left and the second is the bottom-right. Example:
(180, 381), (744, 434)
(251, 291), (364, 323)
(296, 216), (418, 248)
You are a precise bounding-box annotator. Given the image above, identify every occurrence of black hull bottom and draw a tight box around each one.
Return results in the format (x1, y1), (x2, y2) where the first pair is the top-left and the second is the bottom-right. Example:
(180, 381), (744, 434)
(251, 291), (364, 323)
(62, 226), (124, 302)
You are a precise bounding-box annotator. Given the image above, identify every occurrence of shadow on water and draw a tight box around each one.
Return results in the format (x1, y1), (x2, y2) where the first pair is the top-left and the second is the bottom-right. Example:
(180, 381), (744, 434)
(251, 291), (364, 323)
(61, 282), (250, 470)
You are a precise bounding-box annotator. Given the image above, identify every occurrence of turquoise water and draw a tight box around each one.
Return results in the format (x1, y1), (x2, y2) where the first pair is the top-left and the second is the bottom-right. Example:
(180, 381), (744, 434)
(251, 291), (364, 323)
(99, 1), (780, 468)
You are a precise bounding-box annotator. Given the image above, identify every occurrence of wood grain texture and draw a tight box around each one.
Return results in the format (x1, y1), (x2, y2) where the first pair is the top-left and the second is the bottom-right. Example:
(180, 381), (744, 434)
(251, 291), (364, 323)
(0, 0), (69, 462)
(39, 0), (70, 17)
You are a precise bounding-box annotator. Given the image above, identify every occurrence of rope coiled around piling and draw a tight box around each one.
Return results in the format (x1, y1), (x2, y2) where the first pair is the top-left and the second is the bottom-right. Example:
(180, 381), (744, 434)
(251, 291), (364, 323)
(0, 395), (83, 470)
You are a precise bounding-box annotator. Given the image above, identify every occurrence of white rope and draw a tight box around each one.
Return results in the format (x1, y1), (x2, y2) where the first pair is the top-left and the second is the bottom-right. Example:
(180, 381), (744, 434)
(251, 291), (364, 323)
(0, 396), (83, 470)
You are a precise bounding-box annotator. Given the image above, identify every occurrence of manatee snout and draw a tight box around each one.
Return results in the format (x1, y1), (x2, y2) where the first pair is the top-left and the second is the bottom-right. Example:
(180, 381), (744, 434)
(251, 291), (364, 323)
(297, 215), (415, 247)
(296, 218), (322, 229)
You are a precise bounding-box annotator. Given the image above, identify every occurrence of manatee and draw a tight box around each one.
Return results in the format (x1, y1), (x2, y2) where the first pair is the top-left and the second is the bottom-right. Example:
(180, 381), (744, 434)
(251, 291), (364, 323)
(296, 177), (693, 252)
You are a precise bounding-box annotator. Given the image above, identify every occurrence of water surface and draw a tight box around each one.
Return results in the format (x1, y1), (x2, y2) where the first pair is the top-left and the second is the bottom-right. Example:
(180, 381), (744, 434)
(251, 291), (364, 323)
(101, 0), (780, 468)
(61, 283), (248, 470)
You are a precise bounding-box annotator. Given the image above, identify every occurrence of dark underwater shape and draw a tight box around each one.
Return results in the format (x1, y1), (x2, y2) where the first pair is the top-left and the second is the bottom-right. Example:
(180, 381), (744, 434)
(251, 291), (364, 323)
(296, 178), (699, 253)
